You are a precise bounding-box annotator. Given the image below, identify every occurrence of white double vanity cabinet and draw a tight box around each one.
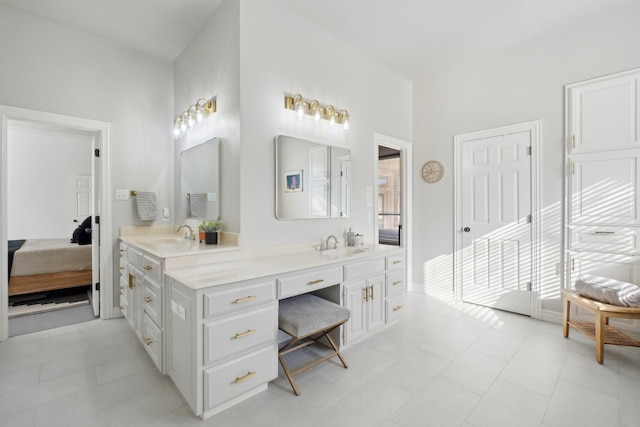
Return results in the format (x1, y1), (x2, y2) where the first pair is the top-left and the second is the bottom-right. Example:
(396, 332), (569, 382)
(119, 230), (405, 419)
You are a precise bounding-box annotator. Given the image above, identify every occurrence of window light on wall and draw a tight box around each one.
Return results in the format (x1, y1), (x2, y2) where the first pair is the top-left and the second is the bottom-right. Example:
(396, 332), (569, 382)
(284, 94), (349, 130)
(173, 97), (216, 139)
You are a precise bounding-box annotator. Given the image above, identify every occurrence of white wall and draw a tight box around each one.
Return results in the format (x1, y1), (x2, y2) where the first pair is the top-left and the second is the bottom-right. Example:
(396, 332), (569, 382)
(0, 6), (175, 309)
(238, 0), (411, 248)
(173, 0), (412, 248)
(173, 0), (241, 233)
(412, 1), (640, 314)
(7, 126), (92, 239)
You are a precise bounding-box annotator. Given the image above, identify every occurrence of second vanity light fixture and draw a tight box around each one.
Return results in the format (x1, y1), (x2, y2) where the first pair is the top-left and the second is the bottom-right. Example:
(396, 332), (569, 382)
(173, 97), (217, 139)
(285, 94), (350, 130)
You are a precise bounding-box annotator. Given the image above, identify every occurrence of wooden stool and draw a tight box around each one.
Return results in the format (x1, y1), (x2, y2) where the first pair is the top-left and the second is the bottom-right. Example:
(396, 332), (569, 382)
(278, 294), (350, 395)
(562, 289), (640, 363)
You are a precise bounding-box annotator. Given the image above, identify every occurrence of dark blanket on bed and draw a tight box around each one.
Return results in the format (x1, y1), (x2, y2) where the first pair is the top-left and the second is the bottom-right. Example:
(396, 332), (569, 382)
(8, 239), (26, 276)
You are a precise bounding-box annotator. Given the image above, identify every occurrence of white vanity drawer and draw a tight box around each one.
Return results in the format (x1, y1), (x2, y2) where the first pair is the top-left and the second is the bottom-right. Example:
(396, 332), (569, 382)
(569, 226), (640, 254)
(127, 246), (144, 269)
(278, 266), (342, 299)
(386, 270), (405, 297)
(204, 345), (276, 412)
(142, 314), (163, 371)
(386, 254), (405, 272)
(203, 280), (275, 318)
(386, 294), (405, 323)
(343, 258), (385, 282)
(143, 276), (162, 326)
(142, 254), (162, 282)
(203, 304), (276, 365)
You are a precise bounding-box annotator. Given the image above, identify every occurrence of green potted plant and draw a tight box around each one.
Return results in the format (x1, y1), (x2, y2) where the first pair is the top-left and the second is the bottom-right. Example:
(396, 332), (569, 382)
(199, 220), (222, 245)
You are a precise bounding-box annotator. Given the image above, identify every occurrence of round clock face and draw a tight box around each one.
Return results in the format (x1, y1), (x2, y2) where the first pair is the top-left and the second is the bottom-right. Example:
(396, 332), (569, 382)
(422, 161), (444, 183)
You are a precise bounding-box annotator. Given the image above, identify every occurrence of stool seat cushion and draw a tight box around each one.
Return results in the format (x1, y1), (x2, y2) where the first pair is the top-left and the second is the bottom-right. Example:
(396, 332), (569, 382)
(279, 294), (350, 337)
(575, 274), (640, 307)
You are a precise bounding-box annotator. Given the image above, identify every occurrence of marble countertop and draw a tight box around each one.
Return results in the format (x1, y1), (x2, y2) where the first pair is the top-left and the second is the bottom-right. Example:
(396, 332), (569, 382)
(119, 233), (240, 259)
(164, 243), (403, 290)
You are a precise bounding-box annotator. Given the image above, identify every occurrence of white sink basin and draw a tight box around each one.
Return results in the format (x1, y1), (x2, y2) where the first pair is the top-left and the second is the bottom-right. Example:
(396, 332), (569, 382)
(139, 237), (195, 253)
(317, 246), (368, 257)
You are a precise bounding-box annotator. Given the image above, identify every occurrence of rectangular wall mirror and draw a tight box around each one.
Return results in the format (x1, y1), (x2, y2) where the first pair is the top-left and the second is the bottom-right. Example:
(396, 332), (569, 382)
(181, 137), (220, 220)
(275, 135), (351, 219)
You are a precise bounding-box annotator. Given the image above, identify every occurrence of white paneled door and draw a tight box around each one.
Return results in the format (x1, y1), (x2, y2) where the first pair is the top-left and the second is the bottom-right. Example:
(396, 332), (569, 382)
(459, 126), (533, 315)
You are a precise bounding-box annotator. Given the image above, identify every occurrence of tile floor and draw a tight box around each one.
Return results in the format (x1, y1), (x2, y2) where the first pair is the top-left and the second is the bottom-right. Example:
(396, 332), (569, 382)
(1, 289), (638, 427)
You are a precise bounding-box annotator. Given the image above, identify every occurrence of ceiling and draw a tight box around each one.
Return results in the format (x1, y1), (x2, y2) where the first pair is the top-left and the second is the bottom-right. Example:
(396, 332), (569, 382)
(0, 0), (633, 80)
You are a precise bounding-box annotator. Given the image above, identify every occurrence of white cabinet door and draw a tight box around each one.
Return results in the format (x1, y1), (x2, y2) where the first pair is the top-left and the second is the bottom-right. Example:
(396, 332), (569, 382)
(367, 276), (385, 333)
(569, 72), (640, 154)
(569, 150), (640, 225)
(343, 281), (367, 345)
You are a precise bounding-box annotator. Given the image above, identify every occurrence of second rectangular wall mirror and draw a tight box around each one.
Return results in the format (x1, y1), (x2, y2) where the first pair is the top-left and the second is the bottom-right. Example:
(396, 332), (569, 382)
(181, 137), (220, 221)
(275, 135), (351, 219)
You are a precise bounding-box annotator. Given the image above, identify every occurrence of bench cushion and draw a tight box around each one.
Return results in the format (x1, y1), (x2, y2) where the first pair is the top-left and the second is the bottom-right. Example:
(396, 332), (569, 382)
(575, 274), (640, 307)
(279, 294), (350, 337)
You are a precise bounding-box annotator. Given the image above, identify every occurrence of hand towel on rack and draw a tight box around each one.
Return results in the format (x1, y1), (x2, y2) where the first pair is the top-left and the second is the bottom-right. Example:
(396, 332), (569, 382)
(188, 193), (207, 218)
(136, 191), (157, 220)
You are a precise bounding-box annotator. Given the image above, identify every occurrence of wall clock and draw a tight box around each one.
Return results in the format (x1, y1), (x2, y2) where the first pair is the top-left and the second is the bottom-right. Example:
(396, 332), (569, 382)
(421, 160), (444, 183)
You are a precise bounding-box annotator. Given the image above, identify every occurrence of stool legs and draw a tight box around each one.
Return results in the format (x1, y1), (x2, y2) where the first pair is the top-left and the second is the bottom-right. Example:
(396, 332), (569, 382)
(278, 322), (348, 396)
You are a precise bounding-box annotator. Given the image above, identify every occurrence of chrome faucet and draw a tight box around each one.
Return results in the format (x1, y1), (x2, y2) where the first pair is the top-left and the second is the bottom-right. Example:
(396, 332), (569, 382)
(325, 235), (339, 250)
(177, 224), (195, 240)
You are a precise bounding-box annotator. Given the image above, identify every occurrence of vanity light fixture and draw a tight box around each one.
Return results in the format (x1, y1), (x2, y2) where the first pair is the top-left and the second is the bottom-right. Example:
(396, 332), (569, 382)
(284, 94), (350, 130)
(173, 97), (216, 139)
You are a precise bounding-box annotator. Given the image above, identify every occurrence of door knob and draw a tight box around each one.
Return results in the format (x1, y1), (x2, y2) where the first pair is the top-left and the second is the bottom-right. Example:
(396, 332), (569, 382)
(463, 227), (471, 232)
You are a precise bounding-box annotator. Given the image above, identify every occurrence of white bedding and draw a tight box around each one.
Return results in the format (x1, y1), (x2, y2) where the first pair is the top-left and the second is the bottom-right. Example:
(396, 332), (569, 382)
(11, 239), (92, 276)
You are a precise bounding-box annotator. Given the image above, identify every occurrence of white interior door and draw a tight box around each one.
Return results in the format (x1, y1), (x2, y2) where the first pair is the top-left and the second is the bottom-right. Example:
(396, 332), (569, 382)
(91, 136), (100, 316)
(74, 175), (91, 222)
(459, 127), (532, 315)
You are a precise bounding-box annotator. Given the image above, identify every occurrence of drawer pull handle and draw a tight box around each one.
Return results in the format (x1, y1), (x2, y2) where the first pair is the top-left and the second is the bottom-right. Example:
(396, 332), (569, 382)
(234, 329), (256, 339)
(144, 338), (153, 346)
(393, 305), (403, 312)
(393, 280), (403, 286)
(119, 286), (124, 290)
(594, 231), (615, 234)
(307, 279), (324, 285)
(144, 265), (153, 271)
(128, 273), (134, 289)
(119, 249), (124, 253)
(144, 297), (153, 303)
(234, 371), (256, 384)
(119, 305), (125, 310)
(234, 295), (256, 304)
(392, 260), (403, 264)
(369, 285), (374, 300)
(119, 267), (124, 271)
(363, 287), (369, 302)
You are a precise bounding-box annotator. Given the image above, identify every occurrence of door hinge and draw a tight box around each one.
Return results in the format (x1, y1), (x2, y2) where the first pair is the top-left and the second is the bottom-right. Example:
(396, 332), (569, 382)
(527, 282), (532, 291)
(94, 148), (100, 157)
(528, 146), (532, 155)
(95, 215), (100, 224)
(571, 135), (576, 149)
(527, 214), (532, 224)
(95, 282), (100, 291)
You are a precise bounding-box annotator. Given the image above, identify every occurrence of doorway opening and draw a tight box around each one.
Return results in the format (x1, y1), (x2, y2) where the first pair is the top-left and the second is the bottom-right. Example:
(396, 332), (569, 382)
(1, 105), (113, 341)
(378, 146), (402, 246)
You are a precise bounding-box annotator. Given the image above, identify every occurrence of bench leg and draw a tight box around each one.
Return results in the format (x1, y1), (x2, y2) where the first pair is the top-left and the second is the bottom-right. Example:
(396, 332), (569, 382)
(595, 311), (605, 364)
(563, 297), (571, 338)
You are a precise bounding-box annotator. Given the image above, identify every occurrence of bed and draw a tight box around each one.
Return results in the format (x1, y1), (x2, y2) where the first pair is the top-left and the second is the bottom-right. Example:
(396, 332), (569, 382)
(8, 239), (92, 296)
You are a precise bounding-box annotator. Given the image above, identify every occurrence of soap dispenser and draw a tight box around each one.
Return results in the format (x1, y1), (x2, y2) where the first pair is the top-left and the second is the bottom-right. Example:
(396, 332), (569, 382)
(347, 228), (356, 246)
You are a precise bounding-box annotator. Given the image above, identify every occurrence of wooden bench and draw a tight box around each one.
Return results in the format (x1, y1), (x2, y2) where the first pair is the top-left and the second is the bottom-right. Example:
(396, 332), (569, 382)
(562, 289), (640, 363)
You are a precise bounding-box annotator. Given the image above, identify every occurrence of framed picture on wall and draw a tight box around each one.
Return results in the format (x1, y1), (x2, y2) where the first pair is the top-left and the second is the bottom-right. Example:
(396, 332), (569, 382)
(285, 170), (303, 192)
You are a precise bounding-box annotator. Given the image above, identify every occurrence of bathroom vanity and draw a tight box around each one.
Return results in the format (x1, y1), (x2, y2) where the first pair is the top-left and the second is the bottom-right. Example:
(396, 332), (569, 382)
(119, 230), (405, 419)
